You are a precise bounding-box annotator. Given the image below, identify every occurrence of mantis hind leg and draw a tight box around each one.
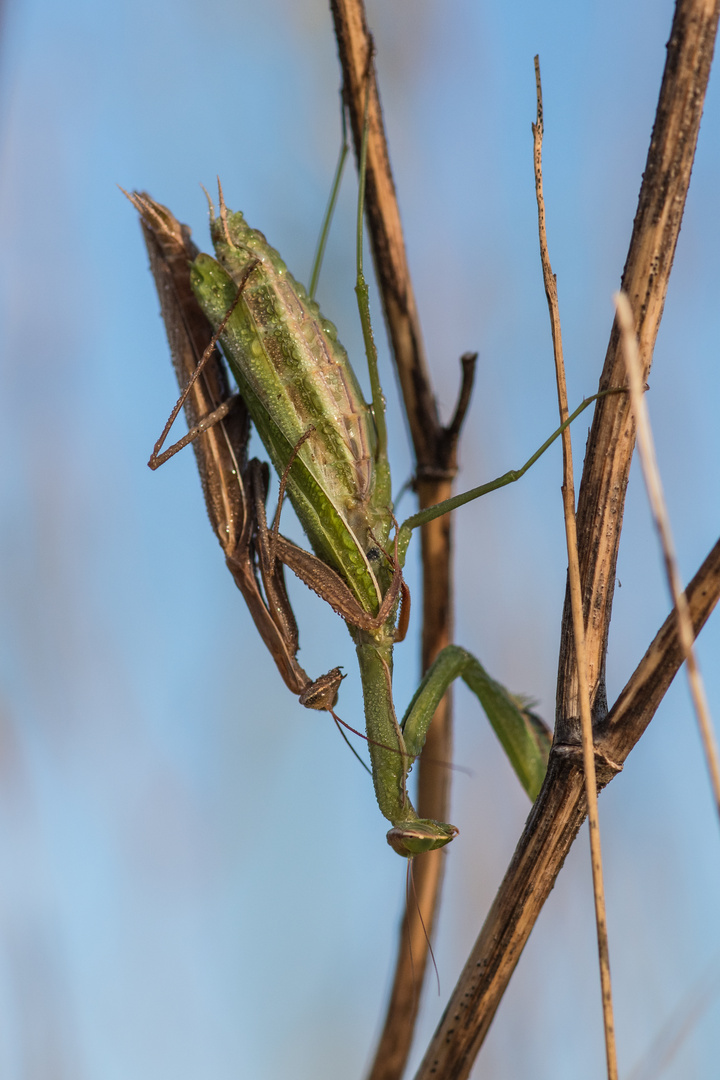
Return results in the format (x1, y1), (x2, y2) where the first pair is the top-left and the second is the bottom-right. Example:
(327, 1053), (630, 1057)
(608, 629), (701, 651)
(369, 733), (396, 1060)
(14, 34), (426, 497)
(402, 645), (551, 802)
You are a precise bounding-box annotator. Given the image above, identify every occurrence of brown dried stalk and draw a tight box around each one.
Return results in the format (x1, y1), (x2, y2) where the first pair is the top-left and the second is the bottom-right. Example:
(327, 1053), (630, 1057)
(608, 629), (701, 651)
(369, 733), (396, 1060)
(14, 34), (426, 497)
(329, 4), (476, 1077)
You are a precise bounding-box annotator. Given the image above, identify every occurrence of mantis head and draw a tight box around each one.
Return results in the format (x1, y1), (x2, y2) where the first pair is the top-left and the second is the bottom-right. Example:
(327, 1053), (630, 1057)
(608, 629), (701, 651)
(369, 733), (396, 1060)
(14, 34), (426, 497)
(386, 820), (459, 858)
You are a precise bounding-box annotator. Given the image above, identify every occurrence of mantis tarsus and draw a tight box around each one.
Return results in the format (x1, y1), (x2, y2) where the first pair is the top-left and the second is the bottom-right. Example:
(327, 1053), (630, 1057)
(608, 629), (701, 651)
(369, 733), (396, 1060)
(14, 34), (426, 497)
(128, 112), (620, 857)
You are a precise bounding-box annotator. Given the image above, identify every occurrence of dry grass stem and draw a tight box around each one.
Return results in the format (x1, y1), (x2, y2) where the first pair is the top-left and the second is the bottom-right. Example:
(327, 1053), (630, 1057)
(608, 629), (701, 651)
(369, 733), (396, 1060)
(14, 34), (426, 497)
(533, 58), (618, 1080)
(615, 290), (720, 818)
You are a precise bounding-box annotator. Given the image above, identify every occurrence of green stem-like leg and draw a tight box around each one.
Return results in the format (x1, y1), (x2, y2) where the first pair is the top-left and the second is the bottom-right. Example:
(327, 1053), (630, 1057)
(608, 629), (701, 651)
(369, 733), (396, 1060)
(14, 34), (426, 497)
(356, 640), (550, 856)
(403, 645), (551, 801)
(398, 388), (625, 553)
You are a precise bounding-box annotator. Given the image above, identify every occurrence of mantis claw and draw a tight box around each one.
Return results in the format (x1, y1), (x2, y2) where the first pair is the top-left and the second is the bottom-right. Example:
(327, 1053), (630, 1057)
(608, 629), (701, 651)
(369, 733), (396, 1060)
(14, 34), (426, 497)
(299, 668), (345, 711)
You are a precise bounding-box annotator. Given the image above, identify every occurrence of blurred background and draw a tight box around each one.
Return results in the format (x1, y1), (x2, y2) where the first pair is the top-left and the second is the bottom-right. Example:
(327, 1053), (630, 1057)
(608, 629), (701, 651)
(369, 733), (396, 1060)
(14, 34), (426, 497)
(0, 0), (719, 1076)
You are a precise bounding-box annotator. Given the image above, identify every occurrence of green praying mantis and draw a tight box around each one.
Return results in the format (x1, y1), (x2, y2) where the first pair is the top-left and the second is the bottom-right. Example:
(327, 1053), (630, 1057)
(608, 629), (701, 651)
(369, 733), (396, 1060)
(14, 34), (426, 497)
(127, 111), (614, 858)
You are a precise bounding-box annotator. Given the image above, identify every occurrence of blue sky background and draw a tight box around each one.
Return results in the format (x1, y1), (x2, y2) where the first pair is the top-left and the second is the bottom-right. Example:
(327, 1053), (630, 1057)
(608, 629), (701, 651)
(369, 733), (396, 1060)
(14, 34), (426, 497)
(0, 0), (719, 1077)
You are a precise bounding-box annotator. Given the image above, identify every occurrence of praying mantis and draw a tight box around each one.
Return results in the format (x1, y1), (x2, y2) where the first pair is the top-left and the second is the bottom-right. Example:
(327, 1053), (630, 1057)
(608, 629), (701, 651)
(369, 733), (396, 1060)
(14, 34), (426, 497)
(127, 114), (614, 858)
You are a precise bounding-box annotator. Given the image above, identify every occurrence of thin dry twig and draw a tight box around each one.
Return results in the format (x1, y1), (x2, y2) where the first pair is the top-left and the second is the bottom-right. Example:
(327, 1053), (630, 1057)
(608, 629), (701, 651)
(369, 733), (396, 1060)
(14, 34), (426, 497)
(533, 58), (618, 1080)
(330, 0), (437, 464)
(615, 290), (720, 819)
